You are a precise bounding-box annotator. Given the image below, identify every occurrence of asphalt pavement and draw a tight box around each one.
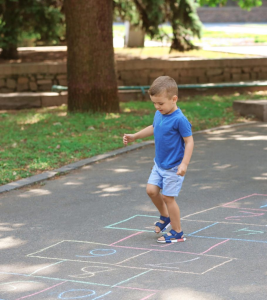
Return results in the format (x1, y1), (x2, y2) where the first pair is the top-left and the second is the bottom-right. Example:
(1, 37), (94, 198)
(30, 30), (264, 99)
(0, 122), (267, 300)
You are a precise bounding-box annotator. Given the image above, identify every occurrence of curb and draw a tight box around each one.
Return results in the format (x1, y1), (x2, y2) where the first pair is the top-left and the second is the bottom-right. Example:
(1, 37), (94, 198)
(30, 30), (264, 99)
(0, 141), (154, 194)
(0, 121), (261, 194)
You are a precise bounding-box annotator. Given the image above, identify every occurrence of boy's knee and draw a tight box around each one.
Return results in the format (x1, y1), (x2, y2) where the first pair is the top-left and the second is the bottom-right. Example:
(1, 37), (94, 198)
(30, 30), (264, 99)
(162, 194), (175, 203)
(146, 184), (159, 198)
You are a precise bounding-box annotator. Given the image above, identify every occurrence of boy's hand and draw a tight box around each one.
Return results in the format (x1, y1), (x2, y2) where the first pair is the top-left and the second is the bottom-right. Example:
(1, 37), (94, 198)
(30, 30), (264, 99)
(123, 134), (135, 145)
(177, 163), (187, 177)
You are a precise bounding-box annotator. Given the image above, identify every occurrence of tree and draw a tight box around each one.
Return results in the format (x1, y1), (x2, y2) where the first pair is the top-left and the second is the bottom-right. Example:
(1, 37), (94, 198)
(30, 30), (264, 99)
(0, 0), (64, 59)
(65, 0), (120, 113)
(114, 0), (262, 51)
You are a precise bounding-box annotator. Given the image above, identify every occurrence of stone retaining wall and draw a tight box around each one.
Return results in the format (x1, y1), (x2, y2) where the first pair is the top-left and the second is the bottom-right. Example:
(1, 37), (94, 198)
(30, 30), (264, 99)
(116, 57), (267, 86)
(0, 63), (67, 93)
(1, 58), (267, 93)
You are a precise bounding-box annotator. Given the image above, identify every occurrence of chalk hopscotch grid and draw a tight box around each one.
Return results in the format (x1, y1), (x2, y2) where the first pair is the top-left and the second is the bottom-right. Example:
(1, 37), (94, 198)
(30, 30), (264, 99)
(105, 215), (159, 232)
(6, 196), (260, 300)
(0, 271), (159, 300)
(14, 194), (265, 299)
(26, 238), (235, 276)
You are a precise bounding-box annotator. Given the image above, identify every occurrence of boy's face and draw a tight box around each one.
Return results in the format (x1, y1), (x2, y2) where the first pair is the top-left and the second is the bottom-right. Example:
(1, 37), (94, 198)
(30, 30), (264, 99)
(150, 93), (178, 115)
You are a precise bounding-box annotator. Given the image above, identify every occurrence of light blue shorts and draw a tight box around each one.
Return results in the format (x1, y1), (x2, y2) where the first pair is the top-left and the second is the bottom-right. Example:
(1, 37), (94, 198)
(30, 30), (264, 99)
(147, 161), (185, 197)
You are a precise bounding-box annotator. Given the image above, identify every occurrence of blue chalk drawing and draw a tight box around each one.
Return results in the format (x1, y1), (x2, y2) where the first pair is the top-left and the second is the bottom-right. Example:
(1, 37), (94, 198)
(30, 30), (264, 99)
(234, 228), (265, 236)
(76, 249), (116, 258)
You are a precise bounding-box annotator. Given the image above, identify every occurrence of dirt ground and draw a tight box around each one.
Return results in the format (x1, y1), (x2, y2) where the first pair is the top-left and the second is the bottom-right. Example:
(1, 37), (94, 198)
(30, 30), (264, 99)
(0, 50), (151, 64)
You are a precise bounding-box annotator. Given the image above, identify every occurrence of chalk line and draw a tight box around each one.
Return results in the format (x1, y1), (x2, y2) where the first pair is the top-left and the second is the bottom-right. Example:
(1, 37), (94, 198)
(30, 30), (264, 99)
(0, 272), (110, 287)
(29, 261), (64, 275)
(114, 286), (159, 292)
(111, 244), (200, 256)
(112, 270), (151, 287)
(184, 218), (267, 227)
(140, 293), (157, 300)
(27, 241), (65, 257)
(223, 206), (267, 212)
(14, 281), (67, 300)
(201, 258), (234, 274)
(182, 206), (220, 219)
(201, 239), (230, 254)
(192, 235), (267, 243)
(187, 223), (218, 236)
(116, 251), (151, 265)
(109, 231), (144, 246)
(222, 194), (264, 207)
(105, 215), (157, 228)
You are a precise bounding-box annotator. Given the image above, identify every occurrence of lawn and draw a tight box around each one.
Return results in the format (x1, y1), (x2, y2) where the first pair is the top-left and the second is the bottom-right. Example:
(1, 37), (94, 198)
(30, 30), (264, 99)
(1, 92), (266, 185)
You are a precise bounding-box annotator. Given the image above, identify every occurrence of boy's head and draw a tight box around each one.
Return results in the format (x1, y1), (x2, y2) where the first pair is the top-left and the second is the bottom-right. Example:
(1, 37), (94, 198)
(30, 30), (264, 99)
(148, 76), (178, 115)
(148, 76), (178, 99)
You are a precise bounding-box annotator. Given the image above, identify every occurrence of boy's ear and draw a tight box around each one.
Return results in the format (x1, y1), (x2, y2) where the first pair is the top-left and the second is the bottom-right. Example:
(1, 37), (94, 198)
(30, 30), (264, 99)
(172, 95), (178, 102)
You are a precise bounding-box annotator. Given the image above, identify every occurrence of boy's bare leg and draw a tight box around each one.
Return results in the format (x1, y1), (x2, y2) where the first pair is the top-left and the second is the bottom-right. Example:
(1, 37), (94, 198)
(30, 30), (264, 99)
(146, 184), (169, 233)
(158, 195), (183, 241)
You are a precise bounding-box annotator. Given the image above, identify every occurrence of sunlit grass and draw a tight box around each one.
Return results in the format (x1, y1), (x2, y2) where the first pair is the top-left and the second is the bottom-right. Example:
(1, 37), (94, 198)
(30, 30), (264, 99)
(1, 91), (266, 185)
(114, 46), (252, 58)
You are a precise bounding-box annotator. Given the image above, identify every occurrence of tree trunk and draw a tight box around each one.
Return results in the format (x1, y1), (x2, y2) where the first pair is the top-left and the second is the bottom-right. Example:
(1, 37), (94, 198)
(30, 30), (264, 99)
(0, 0), (19, 60)
(65, 0), (120, 113)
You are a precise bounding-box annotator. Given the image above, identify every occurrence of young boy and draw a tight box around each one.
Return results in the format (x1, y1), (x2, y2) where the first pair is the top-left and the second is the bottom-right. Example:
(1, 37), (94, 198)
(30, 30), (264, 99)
(123, 76), (194, 243)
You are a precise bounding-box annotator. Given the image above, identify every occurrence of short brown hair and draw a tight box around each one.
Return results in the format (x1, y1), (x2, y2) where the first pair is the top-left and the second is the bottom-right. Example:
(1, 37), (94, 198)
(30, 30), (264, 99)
(148, 76), (178, 99)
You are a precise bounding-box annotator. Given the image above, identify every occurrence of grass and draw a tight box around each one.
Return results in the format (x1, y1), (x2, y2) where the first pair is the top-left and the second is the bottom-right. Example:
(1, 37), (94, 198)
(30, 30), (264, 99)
(1, 91), (266, 185)
(113, 23), (267, 45)
(114, 47), (253, 59)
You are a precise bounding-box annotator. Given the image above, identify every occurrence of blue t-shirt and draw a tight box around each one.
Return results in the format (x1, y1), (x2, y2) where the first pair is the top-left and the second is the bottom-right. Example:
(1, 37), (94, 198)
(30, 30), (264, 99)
(153, 108), (192, 169)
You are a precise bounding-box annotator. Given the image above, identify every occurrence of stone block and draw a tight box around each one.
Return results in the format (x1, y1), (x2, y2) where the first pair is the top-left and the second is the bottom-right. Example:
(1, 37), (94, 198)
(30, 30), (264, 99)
(206, 69), (223, 76)
(18, 77), (29, 84)
(0, 93), (41, 109)
(222, 74), (231, 82)
(41, 92), (68, 107)
(178, 76), (198, 84)
(57, 74), (67, 79)
(253, 67), (261, 72)
(17, 84), (29, 92)
(38, 84), (52, 91)
(6, 78), (16, 89)
(0, 79), (5, 87)
(242, 67), (251, 73)
(258, 72), (267, 80)
(250, 73), (258, 80)
(232, 73), (250, 81)
(230, 68), (242, 74)
(0, 88), (15, 93)
(179, 69), (204, 77)
(240, 74), (250, 81)
(209, 75), (225, 83)
(149, 71), (166, 82)
(119, 71), (134, 81)
(37, 79), (51, 85)
(58, 79), (67, 86)
(197, 76), (209, 83)
(30, 81), (38, 91)
(233, 100), (267, 122)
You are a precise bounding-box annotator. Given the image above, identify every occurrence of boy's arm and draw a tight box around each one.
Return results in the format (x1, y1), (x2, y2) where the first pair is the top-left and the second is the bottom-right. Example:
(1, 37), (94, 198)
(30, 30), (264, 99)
(123, 125), (154, 146)
(177, 135), (194, 176)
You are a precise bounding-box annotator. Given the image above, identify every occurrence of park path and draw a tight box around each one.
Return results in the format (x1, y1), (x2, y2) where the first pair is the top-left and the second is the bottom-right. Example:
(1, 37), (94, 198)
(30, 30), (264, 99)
(0, 122), (266, 300)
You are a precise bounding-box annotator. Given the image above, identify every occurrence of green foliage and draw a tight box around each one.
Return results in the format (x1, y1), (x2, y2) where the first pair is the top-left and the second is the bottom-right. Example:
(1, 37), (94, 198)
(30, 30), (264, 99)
(197, 0), (262, 10)
(0, 0), (65, 58)
(113, 0), (202, 51)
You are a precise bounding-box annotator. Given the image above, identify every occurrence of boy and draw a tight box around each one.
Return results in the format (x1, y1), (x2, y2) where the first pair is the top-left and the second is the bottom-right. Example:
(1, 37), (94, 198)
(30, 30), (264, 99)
(123, 76), (194, 243)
